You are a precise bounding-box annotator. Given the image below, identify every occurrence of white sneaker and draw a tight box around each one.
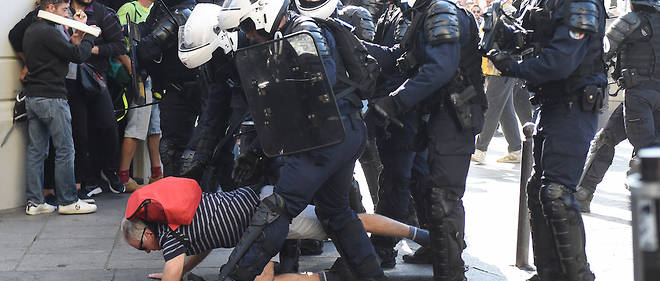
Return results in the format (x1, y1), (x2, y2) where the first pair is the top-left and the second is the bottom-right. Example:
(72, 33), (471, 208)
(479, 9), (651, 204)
(471, 149), (486, 163)
(497, 150), (522, 163)
(58, 199), (97, 215)
(26, 201), (56, 215)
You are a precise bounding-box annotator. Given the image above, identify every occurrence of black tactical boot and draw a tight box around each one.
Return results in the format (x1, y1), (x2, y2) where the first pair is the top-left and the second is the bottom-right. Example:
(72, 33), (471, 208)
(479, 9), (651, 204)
(527, 176), (565, 281)
(403, 246), (432, 264)
(374, 247), (397, 269)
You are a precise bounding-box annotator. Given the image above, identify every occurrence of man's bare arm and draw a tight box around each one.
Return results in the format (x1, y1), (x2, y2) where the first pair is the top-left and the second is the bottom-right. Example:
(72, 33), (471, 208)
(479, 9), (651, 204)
(161, 253), (185, 281)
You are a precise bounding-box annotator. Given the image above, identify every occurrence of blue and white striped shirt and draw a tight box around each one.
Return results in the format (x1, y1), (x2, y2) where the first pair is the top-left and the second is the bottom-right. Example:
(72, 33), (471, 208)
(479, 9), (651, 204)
(157, 188), (260, 261)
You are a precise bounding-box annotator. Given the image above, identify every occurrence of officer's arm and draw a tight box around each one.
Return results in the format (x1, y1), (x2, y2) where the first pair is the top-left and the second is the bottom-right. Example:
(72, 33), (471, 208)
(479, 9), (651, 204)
(161, 253), (185, 281)
(388, 0), (462, 109)
(391, 41), (460, 109)
(137, 14), (181, 62)
(362, 42), (402, 74)
(508, 0), (600, 84)
(604, 12), (640, 61)
(508, 25), (590, 84)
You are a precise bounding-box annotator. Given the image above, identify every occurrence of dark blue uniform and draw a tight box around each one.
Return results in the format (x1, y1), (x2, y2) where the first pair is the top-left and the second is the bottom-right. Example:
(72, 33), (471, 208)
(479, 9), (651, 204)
(367, 4), (431, 268)
(224, 13), (383, 281)
(137, 0), (201, 177)
(490, 0), (607, 279)
(365, 0), (485, 279)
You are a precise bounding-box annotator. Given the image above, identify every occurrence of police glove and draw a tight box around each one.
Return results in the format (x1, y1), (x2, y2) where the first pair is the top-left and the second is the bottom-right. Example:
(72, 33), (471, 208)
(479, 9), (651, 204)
(370, 95), (405, 128)
(487, 50), (516, 76)
(231, 148), (263, 184)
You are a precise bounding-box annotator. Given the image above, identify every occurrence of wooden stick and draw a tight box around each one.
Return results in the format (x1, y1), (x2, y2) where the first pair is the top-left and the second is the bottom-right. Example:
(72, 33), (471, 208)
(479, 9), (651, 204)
(37, 10), (101, 37)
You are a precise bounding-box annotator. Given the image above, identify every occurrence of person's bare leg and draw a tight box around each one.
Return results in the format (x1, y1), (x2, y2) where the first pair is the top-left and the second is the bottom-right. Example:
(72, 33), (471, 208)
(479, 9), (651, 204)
(274, 273), (320, 281)
(147, 134), (161, 170)
(120, 138), (138, 171)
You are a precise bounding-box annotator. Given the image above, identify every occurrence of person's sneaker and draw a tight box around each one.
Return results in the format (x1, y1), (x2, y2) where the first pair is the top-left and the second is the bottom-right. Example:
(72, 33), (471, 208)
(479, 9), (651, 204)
(100, 170), (126, 193)
(496, 150), (522, 163)
(471, 149), (486, 163)
(403, 246), (432, 264)
(26, 201), (56, 215)
(58, 199), (97, 215)
(148, 175), (163, 184)
(125, 178), (144, 193)
(77, 189), (95, 204)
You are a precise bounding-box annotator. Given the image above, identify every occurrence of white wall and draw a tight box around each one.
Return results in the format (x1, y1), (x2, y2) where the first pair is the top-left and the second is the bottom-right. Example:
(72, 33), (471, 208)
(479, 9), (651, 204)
(0, 1), (37, 210)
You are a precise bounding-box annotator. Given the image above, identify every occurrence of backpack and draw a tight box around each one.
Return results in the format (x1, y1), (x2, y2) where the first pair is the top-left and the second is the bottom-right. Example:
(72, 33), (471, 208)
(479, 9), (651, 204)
(125, 177), (202, 231)
(315, 18), (380, 100)
(1, 90), (27, 147)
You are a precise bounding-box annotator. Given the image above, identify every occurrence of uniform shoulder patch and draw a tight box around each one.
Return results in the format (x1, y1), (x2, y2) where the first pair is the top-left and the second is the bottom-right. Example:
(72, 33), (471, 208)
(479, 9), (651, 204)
(424, 0), (460, 45)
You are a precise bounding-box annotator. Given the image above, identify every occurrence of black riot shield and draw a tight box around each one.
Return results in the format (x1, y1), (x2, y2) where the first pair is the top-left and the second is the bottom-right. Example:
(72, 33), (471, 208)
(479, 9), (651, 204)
(235, 31), (345, 157)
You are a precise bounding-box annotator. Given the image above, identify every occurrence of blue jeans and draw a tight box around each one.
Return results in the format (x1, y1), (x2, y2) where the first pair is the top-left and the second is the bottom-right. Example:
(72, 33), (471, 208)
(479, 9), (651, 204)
(26, 97), (77, 206)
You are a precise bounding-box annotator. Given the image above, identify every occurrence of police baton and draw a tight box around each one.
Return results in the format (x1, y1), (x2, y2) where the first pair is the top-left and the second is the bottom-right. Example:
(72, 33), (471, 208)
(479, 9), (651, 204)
(114, 101), (161, 113)
(515, 122), (535, 270)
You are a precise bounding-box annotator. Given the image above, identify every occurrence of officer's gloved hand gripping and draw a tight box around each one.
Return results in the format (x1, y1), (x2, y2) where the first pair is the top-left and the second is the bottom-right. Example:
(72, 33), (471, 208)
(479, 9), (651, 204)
(486, 49), (516, 75)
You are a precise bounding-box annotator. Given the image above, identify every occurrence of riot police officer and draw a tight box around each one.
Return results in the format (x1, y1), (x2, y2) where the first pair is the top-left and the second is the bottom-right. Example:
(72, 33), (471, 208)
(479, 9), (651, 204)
(577, 0), (660, 214)
(365, 0), (431, 268)
(364, 0), (486, 278)
(213, 0), (384, 280)
(487, 0), (607, 278)
(137, 0), (201, 177)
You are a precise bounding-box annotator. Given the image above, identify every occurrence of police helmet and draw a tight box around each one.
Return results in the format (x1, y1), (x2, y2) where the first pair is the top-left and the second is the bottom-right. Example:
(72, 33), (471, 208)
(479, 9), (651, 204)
(295, 0), (340, 19)
(215, 0), (292, 35)
(178, 3), (238, 68)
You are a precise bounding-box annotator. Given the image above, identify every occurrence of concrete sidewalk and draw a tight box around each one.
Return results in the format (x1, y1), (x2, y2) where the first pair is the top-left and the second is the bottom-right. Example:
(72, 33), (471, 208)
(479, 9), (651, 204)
(0, 136), (633, 281)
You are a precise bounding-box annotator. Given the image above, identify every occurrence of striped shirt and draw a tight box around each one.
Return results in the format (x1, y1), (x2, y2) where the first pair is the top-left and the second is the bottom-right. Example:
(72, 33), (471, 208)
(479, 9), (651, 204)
(156, 188), (260, 261)
(83, 2), (126, 72)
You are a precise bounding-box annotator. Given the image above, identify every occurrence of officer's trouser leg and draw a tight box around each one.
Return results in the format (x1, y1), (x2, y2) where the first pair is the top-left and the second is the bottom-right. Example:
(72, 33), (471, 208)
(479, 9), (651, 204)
(624, 88), (660, 150)
(159, 83), (201, 176)
(359, 136), (382, 205)
(576, 103), (627, 212)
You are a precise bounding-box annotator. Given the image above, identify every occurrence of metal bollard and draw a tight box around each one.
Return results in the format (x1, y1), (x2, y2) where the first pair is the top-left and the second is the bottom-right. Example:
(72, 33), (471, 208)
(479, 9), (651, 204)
(631, 147), (660, 281)
(515, 122), (535, 270)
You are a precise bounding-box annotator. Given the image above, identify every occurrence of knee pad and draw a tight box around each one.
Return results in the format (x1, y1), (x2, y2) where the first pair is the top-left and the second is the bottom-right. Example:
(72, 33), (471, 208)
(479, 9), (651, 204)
(592, 128), (615, 150)
(220, 193), (287, 281)
(426, 188), (466, 279)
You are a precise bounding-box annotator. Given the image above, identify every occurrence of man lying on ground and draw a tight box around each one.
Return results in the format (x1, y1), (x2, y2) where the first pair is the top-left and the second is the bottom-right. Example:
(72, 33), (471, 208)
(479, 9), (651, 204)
(121, 185), (428, 281)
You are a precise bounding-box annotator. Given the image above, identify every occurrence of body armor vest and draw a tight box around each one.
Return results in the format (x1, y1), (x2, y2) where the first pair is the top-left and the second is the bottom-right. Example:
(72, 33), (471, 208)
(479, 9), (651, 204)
(619, 12), (660, 84)
(522, 0), (606, 95)
(399, 0), (486, 110)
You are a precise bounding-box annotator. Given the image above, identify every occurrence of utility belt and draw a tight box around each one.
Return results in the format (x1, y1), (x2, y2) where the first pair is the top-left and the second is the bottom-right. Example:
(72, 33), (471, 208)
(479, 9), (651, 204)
(416, 84), (477, 131)
(618, 68), (660, 90)
(530, 84), (604, 113)
(152, 79), (198, 99)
